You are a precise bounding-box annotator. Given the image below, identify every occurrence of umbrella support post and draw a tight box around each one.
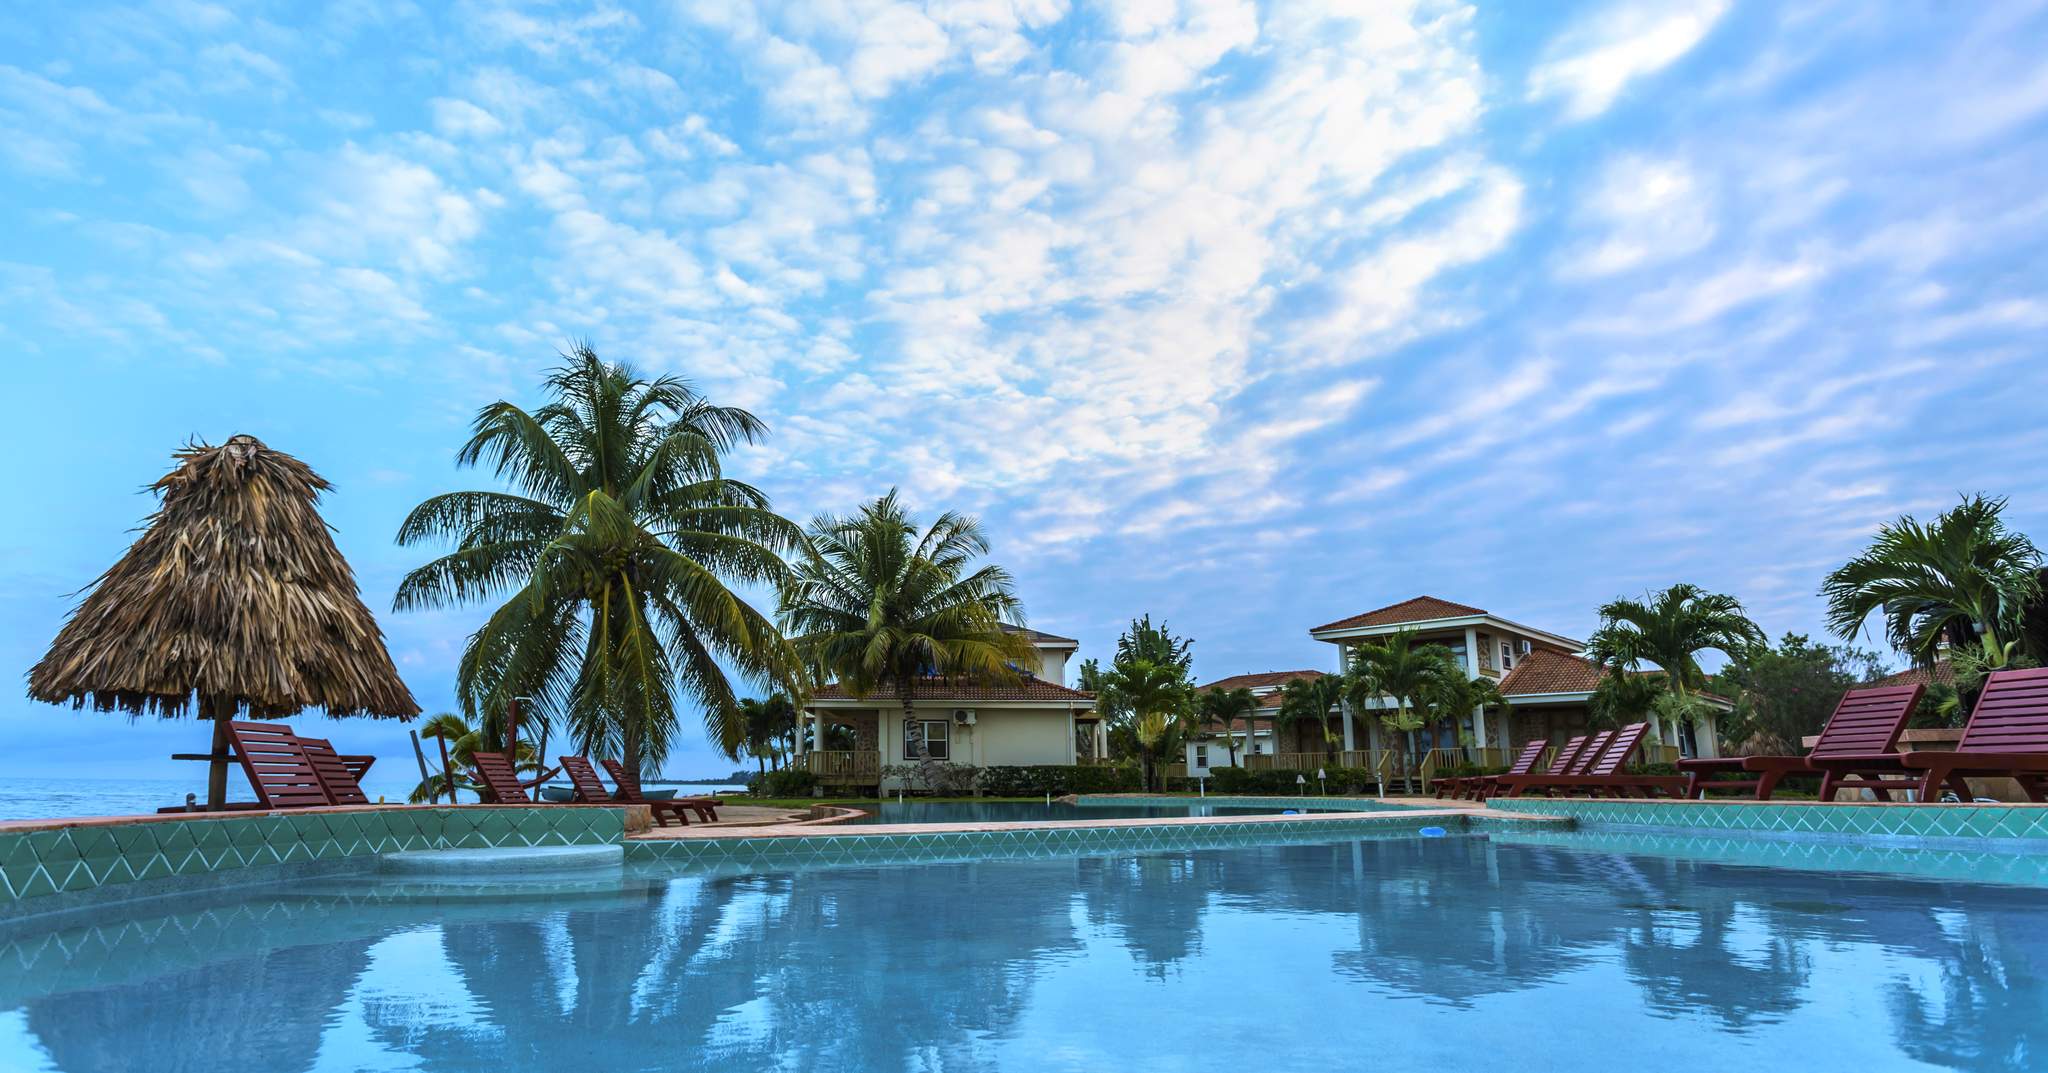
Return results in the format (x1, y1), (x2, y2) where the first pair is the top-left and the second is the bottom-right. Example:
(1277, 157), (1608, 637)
(205, 714), (232, 811)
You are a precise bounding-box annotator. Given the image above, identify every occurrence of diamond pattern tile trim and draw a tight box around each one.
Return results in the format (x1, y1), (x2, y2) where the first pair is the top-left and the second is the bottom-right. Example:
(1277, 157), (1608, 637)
(1077, 794), (1416, 812)
(0, 807), (626, 908)
(1481, 798), (2048, 841)
(628, 812), (1464, 871)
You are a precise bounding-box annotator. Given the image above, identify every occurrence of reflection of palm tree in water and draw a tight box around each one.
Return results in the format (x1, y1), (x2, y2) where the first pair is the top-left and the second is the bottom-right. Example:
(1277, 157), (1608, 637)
(26, 938), (376, 1073)
(1073, 853), (1223, 975)
(1883, 897), (2048, 1073)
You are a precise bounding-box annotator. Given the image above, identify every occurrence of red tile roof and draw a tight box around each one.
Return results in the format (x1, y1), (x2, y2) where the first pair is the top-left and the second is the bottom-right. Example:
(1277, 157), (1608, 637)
(1197, 669), (1327, 693)
(1874, 661), (1955, 689)
(1311, 596), (1486, 633)
(1497, 648), (1606, 696)
(809, 676), (1094, 703)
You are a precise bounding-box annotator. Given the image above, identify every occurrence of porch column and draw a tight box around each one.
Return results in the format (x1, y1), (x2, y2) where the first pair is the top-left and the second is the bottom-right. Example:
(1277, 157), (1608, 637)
(1462, 627), (1480, 677)
(1340, 698), (1357, 753)
(1095, 720), (1108, 760)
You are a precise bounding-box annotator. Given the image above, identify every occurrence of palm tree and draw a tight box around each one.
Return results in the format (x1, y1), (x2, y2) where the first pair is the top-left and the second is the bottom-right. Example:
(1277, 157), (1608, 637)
(408, 712), (544, 803)
(1343, 631), (1462, 793)
(1277, 675), (1346, 761)
(1586, 583), (1765, 700)
(733, 693), (798, 773)
(1096, 658), (1195, 790)
(1419, 670), (1510, 753)
(1199, 686), (1256, 765)
(1821, 495), (2043, 669)
(394, 346), (804, 775)
(778, 491), (1037, 761)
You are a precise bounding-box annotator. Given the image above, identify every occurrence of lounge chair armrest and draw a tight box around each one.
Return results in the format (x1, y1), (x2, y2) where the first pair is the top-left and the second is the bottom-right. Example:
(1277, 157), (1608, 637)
(1676, 757), (1745, 772)
(1901, 751), (2048, 771)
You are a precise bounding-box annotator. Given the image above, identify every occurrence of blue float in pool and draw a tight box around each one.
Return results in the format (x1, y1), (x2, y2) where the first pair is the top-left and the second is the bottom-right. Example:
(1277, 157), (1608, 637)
(1419, 826), (1447, 838)
(1282, 809), (1301, 815)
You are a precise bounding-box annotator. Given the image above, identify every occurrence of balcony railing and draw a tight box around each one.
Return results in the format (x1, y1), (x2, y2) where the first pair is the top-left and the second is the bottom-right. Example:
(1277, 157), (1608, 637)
(805, 750), (881, 783)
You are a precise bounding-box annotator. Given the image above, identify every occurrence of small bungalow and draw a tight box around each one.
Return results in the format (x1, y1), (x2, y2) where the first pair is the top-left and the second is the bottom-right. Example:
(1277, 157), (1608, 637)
(797, 626), (1098, 788)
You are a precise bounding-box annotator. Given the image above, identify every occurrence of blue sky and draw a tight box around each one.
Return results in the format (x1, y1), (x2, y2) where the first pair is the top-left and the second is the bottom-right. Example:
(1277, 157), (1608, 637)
(4, 0), (2047, 782)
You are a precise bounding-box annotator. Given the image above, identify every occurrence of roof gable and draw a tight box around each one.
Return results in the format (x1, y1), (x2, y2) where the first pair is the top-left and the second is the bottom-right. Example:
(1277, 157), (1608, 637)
(1311, 596), (1486, 633)
(1497, 648), (1605, 696)
(1197, 669), (1326, 693)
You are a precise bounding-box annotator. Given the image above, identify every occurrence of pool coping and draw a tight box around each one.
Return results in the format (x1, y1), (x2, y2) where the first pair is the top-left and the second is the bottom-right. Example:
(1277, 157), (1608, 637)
(626, 799), (1522, 840)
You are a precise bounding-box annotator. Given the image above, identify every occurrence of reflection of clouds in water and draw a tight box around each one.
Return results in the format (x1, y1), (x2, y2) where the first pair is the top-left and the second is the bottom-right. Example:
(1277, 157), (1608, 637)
(0, 1010), (60, 1073)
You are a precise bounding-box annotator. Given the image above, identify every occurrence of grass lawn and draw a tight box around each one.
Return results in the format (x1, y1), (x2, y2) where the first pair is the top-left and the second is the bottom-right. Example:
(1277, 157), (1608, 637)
(738, 793), (1209, 809)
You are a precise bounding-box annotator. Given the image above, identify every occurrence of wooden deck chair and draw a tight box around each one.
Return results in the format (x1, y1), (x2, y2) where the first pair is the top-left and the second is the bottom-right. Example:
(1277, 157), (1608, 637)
(603, 759), (719, 825)
(470, 752), (533, 804)
(1679, 684), (1923, 800)
(1810, 668), (2048, 802)
(223, 721), (330, 809)
(299, 737), (372, 805)
(1437, 739), (1547, 800)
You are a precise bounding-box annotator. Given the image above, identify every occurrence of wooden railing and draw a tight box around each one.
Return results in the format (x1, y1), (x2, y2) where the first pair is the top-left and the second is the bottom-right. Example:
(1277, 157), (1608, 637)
(805, 750), (881, 783)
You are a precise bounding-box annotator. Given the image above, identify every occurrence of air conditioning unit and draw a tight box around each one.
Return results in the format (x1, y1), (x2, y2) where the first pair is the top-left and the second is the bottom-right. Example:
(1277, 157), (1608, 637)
(1519, 639), (1533, 655)
(953, 709), (977, 725)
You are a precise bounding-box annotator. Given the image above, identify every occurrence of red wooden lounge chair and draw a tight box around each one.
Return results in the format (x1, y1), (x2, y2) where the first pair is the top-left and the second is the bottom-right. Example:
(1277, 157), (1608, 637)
(1466, 734), (1594, 801)
(558, 755), (614, 804)
(1495, 724), (1688, 798)
(300, 737), (373, 806)
(603, 759), (719, 824)
(223, 720), (331, 809)
(1437, 739), (1547, 800)
(471, 752), (533, 804)
(1679, 684), (1924, 800)
(1808, 668), (2048, 802)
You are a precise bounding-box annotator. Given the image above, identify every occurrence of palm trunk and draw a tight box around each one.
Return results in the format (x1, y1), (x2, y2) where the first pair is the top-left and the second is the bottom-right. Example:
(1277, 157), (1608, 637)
(203, 695), (231, 810)
(435, 735), (453, 805)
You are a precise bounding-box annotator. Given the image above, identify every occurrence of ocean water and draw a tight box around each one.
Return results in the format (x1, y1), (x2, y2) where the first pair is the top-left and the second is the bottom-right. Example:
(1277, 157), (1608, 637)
(3, 832), (2043, 1071)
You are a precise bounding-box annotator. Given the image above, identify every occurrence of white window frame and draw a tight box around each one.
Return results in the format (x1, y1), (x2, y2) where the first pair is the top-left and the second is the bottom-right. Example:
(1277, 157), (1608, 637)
(904, 719), (950, 760)
(1499, 641), (1514, 670)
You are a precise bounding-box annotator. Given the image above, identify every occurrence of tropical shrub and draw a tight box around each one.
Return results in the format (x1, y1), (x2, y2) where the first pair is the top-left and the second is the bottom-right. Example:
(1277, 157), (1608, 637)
(976, 764), (1144, 795)
(754, 769), (819, 797)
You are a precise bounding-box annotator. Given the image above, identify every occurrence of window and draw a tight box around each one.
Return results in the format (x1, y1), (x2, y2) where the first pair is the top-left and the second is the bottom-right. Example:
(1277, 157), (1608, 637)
(1500, 641), (1514, 670)
(1193, 744), (1209, 767)
(903, 719), (950, 760)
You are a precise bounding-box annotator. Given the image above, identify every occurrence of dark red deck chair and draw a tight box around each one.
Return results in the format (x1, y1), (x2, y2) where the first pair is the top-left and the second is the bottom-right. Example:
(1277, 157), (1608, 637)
(223, 721), (330, 809)
(1467, 734), (1593, 801)
(1679, 684), (1923, 800)
(1437, 739), (1547, 799)
(1496, 724), (1687, 798)
(471, 752), (533, 804)
(603, 759), (718, 824)
(1809, 668), (2048, 802)
(300, 737), (372, 806)
(558, 755), (614, 804)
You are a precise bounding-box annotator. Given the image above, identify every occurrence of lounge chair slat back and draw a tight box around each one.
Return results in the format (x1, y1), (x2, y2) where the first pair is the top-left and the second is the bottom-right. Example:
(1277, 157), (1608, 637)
(1958, 668), (2048, 753)
(1589, 724), (1647, 776)
(299, 737), (370, 805)
(559, 756), (612, 803)
(1548, 735), (1591, 775)
(1567, 731), (1614, 776)
(471, 752), (531, 804)
(225, 721), (329, 809)
(1807, 684), (1924, 758)
(1504, 739), (1548, 776)
(600, 759), (650, 803)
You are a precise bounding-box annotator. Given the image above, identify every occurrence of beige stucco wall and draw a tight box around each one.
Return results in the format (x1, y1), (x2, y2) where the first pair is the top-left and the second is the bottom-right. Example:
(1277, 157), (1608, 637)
(964, 707), (1075, 765)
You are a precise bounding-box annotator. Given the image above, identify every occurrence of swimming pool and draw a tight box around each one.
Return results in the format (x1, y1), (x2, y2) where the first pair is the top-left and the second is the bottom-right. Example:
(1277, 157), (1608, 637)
(4, 831), (2043, 1072)
(841, 798), (1368, 824)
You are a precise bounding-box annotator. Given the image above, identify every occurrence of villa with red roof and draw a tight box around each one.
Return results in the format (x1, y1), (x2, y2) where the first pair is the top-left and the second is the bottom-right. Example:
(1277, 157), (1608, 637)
(798, 625), (1099, 786)
(1197, 595), (1728, 782)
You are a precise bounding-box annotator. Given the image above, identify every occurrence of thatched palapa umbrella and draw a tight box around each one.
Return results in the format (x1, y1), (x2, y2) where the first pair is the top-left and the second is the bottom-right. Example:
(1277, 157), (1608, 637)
(27, 435), (419, 808)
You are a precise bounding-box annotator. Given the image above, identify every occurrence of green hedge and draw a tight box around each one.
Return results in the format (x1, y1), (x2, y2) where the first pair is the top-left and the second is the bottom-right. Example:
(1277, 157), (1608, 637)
(753, 769), (819, 797)
(1207, 766), (1386, 794)
(975, 764), (1144, 795)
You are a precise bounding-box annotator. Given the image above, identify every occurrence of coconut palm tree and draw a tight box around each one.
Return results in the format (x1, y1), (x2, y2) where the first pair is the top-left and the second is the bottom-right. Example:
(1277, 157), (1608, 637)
(1199, 686), (1257, 765)
(1821, 495), (2042, 670)
(1343, 631), (1462, 793)
(394, 346), (804, 774)
(1096, 658), (1196, 790)
(408, 712), (545, 803)
(1586, 583), (1765, 700)
(778, 491), (1036, 761)
(1278, 675), (1346, 761)
(733, 693), (798, 772)
(1419, 670), (1510, 753)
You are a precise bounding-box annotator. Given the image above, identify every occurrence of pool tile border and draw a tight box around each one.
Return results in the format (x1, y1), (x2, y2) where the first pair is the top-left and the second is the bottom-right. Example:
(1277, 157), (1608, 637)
(0, 806), (625, 914)
(1075, 794), (1414, 811)
(1482, 797), (2048, 841)
(628, 810), (1491, 871)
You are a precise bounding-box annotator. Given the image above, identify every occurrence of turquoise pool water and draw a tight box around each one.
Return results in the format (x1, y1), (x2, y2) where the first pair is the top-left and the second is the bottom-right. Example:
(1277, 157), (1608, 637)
(843, 798), (1364, 824)
(4, 831), (2044, 1071)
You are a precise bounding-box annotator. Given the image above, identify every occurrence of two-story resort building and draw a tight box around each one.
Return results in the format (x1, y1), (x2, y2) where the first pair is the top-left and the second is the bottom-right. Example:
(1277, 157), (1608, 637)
(1197, 596), (1728, 782)
(797, 626), (1100, 788)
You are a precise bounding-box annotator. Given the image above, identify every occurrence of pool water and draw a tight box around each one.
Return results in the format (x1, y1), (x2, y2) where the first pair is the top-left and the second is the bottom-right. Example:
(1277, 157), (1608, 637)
(4, 832), (2045, 1072)
(842, 798), (1364, 824)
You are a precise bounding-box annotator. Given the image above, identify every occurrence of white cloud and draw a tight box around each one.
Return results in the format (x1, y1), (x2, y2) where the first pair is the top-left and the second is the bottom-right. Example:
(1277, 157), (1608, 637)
(1528, 0), (1730, 120)
(1561, 154), (1715, 277)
